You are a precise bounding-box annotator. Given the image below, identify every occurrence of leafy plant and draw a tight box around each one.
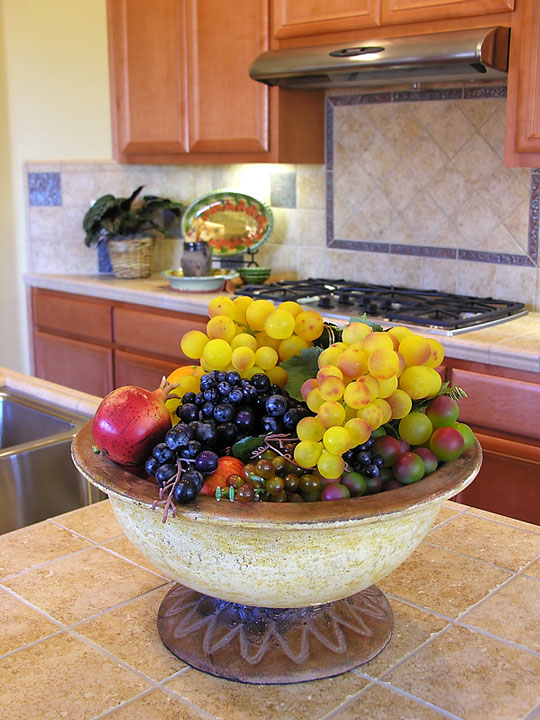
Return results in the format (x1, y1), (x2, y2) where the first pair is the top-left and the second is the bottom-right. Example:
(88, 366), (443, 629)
(83, 186), (185, 247)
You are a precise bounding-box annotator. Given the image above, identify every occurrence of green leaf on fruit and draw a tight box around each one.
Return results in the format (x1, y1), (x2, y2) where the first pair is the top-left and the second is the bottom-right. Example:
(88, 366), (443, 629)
(280, 346), (322, 401)
(314, 322), (342, 347)
(231, 435), (266, 462)
(348, 313), (384, 332)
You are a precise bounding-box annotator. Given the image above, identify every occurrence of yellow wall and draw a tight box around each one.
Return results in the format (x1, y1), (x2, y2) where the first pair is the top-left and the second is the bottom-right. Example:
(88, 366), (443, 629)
(0, 0), (111, 372)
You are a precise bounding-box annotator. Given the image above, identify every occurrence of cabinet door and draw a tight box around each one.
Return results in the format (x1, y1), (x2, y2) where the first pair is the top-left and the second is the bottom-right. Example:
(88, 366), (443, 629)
(381, 0), (514, 25)
(34, 331), (113, 398)
(32, 289), (112, 344)
(114, 350), (180, 389)
(272, 1), (380, 41)
(186, 0), (269, 154)
(107, 0), (189, 161)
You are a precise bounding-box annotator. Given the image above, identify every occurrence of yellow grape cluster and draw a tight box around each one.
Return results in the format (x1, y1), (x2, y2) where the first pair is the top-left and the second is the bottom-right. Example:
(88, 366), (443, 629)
(293, 322), (445, 479)
(180, 295), (325, 386)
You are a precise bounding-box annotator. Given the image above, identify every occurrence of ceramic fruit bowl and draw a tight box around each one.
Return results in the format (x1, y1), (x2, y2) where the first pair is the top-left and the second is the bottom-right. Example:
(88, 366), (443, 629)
(238, 266), (272, 284)
(162, 268), (238, 292)
(72, 423), (481, 684)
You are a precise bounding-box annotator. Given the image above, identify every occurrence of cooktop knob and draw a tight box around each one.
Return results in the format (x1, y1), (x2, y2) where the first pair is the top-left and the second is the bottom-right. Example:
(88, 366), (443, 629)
(318, 297), (333, 308)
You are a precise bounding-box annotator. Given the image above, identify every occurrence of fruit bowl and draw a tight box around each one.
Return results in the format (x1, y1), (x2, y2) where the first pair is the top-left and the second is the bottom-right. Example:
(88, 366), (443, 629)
(72, 423), (481, 684)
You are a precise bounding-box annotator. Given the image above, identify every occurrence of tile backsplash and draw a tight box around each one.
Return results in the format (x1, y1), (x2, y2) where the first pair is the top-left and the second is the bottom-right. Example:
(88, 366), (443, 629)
(25, 86), (540, 310)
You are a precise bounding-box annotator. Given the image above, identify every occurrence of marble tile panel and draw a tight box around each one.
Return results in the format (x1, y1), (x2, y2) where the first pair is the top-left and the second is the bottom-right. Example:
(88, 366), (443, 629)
(427, 103), (476, 158)
(427, 513), (540, 571)
(387, 254), (423, 289)
(379, 104), (423, 158)
(93, 169), (129, 198)
(452, 194), (499, 245)
(63, 238), (98, 274)
(480, 101), (508, 159)
(427, 161), (473, 217)
(0, 589), (60, 655)
(331, 683), (449, 719)
(297, 209), (326, 246)
(297, 167), (325, 209)
(53, 500), (123, 543)
(456, 97), (500, 127)
(166, 667), (369, 720)
(356, 250), (390, 286)
(162, 165), (212, 203)
(456, 259), (496, 297)
(60, 171), (96, 207)
(479, 166), (531, 222)
(28, 172), (62, 206)
(360, 599), (449, 678)
(0, 631), (150, 720)
(378, 543), (511, 617)
(124, 166), (165, 197)
(257, 242), (298, 278)
(360, 133), (400, 183)
(381, 161), (423, 213)
(461, 574), (540, 652)
(327, 248), (359, 280)
(421, 256), (458, 294)
(76, 584), (182, 681)
(384, 624), (540, 720)
(270, 171), (296, 208)
(0, 521), (91, 579)
(453, 132), (502, 186)
(494, 264), (537, 307)
(297, 246), (327, 278)
(402, 191), (448, 243)
(29, 238), (66, 273)
(401, 133), (448, 187)
(28, 206), (64, 240)
(104, 690), (208, 720)
(269, 207), (298, 246)
(3, 547), (166, 624)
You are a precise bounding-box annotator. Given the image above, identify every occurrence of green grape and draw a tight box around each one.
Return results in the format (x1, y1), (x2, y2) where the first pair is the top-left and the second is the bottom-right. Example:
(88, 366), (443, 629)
(231, 346), (255, 371)
(357, 402), (384, 430)
(255, 331), (281, 351)
(306, 387), (325, 412)
(206, 315), (236, 342)
(296, 416), (325, 442)
(375, 373), (397, 398)
(323, 426), (352, 454)
(343, 380), (371, 409)
(202, 338), (232, 368)
(372, 398), (392, 424)
(230, 333), (258, 352)
(398, 334), (431, 366)
(317, 400), (346, 428)
(386, 389), (413, 419)
(344, 417), (371, 446)
(264, 309), (295, 340)
(254, 346), (278, 370)
(398, 411), (433, 445)
(208, 295), (236, 319)
(294, 310), (324, 341)
(180, 329), (209, 359)
(317, 450), (345, 479)
(245, 299), (275, 331)
(294, 440), (323, 468)
(318, 375), (345, 402)
(367, 347), (400, 380)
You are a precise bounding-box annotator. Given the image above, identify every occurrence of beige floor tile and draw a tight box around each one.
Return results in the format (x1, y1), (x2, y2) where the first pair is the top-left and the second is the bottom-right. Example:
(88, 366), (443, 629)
(104, 690), (207, 719)
(3, 546), (166, 624)
(524, 557), (540, 579)
(76, 584), (183, 681)
(461, 575), (540, 652)
(360, 599), (449, 678)
(103, 534), (171, 577)
(431, 503), (463, 527)
(53, 499), (123, 542)
(332, 683), (449, 719)
(166, 667), (369, 720)
(385, 624), (540, 720)
(0, 589), (60, 655)
(466, 506), (540, 533)
(378, 544), (511, 617)
(427, 513), (540, 571)
(0, 631), (150, 720)
(0, 520), (91, 579)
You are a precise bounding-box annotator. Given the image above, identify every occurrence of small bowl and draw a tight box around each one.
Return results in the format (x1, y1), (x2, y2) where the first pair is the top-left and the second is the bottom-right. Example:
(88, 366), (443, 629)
(238, 266), (272, 284)
(162, 268), (238, 292)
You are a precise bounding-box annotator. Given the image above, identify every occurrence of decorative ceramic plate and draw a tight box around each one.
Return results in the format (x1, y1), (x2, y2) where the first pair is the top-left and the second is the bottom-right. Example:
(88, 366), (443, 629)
(162, 269), (238, 293)
(182, 191), (273, 256)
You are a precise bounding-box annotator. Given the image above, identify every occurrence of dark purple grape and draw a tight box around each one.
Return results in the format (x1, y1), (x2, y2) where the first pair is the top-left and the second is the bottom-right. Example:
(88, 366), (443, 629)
(216, 371), (227, 382)
(217, 381), (231, 396)
(199, 374), (215, 390)
(235, 408), (256, 434)
(213, 403), (235, 423)
(165, 426), (190, 450)
(145, 456), (160, 477)
(173, 480), (198, 504)
(342, 448), (357, 465)
(251, 373), (271, 392)
(227, 371), (241, 385)
(241, 384), (257, 403)
(182, 391), (196, 404)
(179, 403), (198, 423)
(363, 463), (380, 478)
(201, 402), (215, 418)
(194, 392), (205, 406)
(215, 422), (238, 446)
(155, 461), (178, 486)
(228, 388), (244, 405)
(179, 440), (202, 459)
(261, 416), (280, 434)
(203, 388), (219, 403)
(268, 384), (283, 396)
(355, 451), (372, 468)
(252, 393), (269, 411)
(182, 468), (204, 492)
(152, 443), (174, 463)
(195, 450), (219, 473)
(265, 394), (289, 417)
(282, 407), (308, 432)
(373, 454), (385, 468)
(196, 423), (217, 445)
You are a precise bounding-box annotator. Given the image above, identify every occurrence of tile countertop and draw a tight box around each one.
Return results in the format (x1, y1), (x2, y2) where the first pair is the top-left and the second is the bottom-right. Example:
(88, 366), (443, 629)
(1, 368), (540, 718)
(25, 273), (540, 374)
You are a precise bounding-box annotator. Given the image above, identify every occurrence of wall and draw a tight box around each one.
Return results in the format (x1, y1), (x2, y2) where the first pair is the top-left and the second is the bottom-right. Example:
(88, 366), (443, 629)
(0, 0), (111, 373)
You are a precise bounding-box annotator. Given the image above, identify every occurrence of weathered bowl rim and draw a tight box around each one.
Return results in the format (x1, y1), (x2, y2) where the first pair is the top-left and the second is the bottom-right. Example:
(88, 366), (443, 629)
(72, 423), (482, 527)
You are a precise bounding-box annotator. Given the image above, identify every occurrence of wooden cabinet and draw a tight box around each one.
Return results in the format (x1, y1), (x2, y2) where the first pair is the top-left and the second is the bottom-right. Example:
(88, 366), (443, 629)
(447, 359), (540, 525)
(30, 288), (207, 397)
(381, 0), (513, 26)
(107, 0), (324, 164)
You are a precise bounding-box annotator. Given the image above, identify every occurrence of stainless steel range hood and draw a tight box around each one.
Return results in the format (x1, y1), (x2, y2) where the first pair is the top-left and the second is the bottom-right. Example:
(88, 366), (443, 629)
(249, 27), (509, 89)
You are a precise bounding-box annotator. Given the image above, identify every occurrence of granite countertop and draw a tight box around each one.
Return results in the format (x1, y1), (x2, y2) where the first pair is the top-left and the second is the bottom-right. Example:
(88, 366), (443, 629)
(1, 369), (540, 718)
(25, 273), (540, 373)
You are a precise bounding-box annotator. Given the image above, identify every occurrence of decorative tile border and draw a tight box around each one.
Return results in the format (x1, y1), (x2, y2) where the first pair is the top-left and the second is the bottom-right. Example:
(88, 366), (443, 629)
(326, 87), (539, 267)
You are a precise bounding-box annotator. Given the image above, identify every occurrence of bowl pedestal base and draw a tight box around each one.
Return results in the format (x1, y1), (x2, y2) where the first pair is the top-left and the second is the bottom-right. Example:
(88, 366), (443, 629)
(157, 583), (393, 684)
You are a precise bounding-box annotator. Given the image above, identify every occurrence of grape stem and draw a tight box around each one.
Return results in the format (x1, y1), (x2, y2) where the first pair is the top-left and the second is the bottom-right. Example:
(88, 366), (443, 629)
(249, 432), (303, 469)
(151, 457), (195, 523)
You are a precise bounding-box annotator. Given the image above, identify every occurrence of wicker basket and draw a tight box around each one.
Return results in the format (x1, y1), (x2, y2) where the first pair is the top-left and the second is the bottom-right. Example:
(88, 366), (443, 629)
(107, 236), (155, 279)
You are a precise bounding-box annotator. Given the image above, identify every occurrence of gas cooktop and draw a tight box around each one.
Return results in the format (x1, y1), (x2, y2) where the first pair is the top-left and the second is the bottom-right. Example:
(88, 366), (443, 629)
(234, 279), (527, 335)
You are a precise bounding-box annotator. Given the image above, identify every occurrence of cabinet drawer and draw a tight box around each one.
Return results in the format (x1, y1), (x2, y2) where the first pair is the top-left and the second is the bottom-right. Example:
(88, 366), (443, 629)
(33, 289), (112, 344)
(449, 368), (540, 441)
(113, 307), (207, 360)
(114, 350), (180, 390)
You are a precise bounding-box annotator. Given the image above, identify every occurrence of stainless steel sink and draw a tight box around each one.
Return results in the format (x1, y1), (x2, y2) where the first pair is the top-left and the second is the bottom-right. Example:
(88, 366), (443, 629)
(0, 388), (106, 535)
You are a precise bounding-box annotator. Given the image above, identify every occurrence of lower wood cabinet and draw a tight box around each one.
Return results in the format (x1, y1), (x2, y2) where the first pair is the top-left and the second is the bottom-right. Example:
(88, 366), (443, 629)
(30, 288), (206, 397)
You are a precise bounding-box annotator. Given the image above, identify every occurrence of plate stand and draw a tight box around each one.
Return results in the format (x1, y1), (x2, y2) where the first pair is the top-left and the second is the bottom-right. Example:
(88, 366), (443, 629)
(157, 584), (393, 684)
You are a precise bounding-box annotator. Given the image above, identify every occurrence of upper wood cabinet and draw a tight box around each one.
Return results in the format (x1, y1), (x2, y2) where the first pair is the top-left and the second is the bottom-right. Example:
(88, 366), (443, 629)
(271, 0), (513, 42)
(107, 0), (324, 164)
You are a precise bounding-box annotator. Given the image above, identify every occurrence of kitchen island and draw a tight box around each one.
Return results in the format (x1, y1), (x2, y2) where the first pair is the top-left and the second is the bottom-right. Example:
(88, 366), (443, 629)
(1, 497), (540, 719)
(1, 372), (540, 718)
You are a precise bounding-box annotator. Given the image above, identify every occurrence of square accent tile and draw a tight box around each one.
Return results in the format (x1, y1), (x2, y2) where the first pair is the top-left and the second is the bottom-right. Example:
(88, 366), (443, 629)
(28, 172), (62, 206)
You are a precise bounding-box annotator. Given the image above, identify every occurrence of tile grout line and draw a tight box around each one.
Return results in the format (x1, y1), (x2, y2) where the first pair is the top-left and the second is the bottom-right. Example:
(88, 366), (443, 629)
(420, 539), (540, 574)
